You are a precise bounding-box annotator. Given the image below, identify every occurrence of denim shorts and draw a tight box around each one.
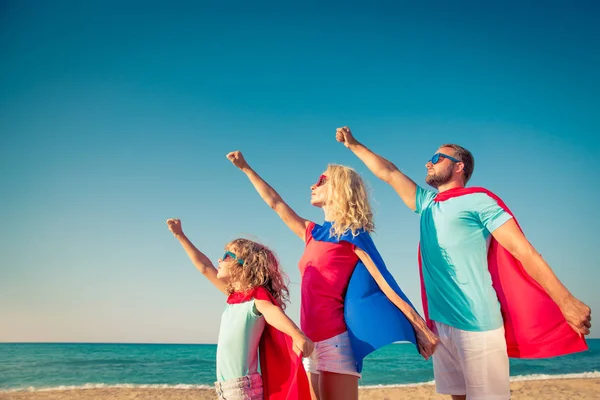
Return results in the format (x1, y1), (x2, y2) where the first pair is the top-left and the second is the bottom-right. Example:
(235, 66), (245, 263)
(214, 373), (263, 400)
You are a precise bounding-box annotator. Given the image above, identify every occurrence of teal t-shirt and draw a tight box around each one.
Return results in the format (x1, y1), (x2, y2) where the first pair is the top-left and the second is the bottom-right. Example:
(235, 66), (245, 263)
(416, 186), (513, 332)
(215, 299), (265, 382)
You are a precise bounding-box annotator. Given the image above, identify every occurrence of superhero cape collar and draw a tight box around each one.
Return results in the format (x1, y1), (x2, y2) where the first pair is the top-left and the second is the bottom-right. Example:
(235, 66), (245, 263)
(227, 288), (262, 305)
(434, 186), (477, 202)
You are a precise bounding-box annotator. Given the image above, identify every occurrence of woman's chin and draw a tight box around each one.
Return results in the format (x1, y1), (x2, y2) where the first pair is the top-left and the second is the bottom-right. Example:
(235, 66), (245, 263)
(310, 199), (324, 208)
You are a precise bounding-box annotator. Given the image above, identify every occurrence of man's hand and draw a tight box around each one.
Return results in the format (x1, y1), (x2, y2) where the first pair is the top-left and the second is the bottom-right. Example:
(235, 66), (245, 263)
(335, 126), (359, 148)
(560, 295), (592, 336)
(226, 151), (250, 170)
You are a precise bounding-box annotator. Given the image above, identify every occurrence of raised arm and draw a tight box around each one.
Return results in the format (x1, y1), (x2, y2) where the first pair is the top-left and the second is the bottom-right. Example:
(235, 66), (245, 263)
(336, 126), (418, 211)
(227, 151), (310, 241)
(492, 219), (592, 336)
(354, 247), (439, 360)
(166, 218), (228, 294)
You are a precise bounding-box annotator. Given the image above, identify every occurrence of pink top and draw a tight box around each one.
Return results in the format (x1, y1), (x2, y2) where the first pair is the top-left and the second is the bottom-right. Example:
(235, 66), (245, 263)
(297, 222), (359, 342)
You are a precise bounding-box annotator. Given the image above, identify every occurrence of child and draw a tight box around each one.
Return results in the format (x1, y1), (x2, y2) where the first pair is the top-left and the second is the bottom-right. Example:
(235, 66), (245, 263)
(166, 218), (313, 400)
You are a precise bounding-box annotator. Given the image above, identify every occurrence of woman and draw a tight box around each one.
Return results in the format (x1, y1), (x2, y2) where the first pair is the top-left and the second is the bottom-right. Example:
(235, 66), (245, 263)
(227, 150), (438, 400)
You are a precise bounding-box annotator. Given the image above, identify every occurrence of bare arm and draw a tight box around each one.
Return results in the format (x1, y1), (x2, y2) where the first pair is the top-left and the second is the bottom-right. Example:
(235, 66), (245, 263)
(354, 247), (439, 359)
(336, 127), (418, 211)
(492, 219), (591, 335)
(166, 219), (228, 295)
(254, 299), (314, 357)
(227, 151), (310, 241)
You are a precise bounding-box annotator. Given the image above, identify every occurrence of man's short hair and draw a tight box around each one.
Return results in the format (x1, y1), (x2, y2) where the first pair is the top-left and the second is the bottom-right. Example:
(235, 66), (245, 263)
(440, 144), (474, 184)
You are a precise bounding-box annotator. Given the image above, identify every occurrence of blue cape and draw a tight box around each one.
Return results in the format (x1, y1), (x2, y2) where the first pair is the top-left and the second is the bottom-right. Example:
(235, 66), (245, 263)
(311, 222), (418, 372)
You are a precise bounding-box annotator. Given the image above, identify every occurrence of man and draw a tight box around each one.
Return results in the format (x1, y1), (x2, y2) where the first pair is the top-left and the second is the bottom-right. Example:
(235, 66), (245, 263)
(336, 126), (591, 400)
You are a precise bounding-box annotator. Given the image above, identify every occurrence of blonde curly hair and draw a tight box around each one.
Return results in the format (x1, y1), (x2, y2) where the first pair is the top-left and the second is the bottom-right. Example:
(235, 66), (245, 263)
(324, 164), (375, 238)
(225, 238), (290, 309)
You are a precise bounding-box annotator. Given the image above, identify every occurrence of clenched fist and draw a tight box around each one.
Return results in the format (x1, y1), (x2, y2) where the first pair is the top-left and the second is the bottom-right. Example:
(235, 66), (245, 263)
(226, 151), (250, 170)
(166, 218), (184, 237)
(560, 295), (592, 336)
(335, 126), (359, 148)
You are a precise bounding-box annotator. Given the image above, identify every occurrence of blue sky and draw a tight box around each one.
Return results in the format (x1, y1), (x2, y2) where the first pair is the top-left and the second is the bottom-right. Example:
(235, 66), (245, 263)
(1, 1), (599, 343)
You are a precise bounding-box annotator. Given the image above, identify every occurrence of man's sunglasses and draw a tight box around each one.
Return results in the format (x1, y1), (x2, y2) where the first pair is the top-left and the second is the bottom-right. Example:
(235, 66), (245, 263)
(222, 251), (244, 265)
(429, 153), (461, 164)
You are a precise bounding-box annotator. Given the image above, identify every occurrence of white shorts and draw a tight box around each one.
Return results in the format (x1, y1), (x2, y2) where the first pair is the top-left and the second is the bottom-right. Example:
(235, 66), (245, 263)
(302, 331), (361, 378)
(432, 321), (510, 400)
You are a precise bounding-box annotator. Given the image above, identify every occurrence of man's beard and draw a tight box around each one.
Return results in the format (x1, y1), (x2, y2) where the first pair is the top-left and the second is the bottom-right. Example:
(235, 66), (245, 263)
(425, 168), (453, 189)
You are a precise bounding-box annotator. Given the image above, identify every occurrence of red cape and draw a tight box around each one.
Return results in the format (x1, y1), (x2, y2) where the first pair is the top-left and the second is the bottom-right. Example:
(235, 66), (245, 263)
(227, 287), (310, 400)
(418, 186), (587, 358)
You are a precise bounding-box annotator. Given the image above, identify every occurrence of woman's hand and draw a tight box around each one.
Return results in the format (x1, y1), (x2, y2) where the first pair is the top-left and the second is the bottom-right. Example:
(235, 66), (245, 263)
(415, 326), (439, 360)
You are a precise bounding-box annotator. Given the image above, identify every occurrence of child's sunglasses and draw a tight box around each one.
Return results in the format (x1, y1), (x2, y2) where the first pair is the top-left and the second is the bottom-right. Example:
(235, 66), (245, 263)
(314, 174), (327, 187)
(222, 251), (244, 265)
(429, 153), (461, 164)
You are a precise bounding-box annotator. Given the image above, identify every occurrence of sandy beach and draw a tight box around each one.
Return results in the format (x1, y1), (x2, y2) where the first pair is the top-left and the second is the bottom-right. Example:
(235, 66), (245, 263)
(1, 378), (598, 400)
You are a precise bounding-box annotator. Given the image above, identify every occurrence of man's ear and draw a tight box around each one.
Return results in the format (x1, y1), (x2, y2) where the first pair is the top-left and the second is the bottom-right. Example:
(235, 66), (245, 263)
(455, 162), (465, 174)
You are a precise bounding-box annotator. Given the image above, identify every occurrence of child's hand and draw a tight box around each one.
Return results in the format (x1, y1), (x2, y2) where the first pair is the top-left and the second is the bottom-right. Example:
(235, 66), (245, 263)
(226, 151), (250, 170)
(292, 334), (315, 358)
(166, 218), (184, 237)
(416, 327), (439, 360)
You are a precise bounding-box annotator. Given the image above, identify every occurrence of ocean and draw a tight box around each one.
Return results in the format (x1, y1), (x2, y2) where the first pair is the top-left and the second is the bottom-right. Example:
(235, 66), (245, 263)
(1, 340), (599, 391)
